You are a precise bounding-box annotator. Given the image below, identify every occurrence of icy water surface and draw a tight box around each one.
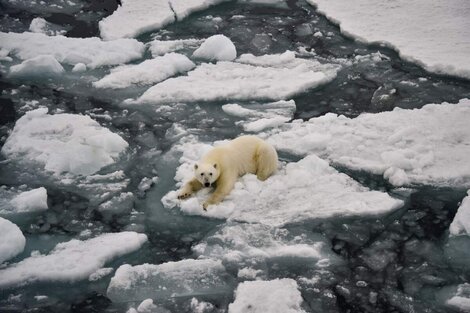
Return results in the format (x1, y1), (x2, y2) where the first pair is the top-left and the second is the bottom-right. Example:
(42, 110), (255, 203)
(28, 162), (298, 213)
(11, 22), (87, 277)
(1, 0), (470, 312)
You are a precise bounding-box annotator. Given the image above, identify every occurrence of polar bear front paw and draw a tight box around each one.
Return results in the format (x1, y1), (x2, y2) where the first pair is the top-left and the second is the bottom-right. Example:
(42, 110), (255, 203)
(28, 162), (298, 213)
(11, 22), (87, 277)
(177, 190), (192, 199)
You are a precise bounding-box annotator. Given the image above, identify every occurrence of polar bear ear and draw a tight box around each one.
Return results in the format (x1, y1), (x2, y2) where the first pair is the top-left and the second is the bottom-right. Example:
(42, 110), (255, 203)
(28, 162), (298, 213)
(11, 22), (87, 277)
(194, 164), (198, 170)
(213, 163), (217, 169)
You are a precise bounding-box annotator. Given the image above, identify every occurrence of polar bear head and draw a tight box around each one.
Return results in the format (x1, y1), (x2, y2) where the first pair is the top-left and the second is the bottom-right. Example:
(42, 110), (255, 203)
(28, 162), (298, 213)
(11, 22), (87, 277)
(194, 163), (219, 187)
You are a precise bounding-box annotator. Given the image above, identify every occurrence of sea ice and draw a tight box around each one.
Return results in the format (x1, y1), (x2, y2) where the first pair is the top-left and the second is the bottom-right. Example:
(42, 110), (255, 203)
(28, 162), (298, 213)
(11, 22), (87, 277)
(445, 284), (470, 312)
(0, 217), (26, 264)
(192, 34), (237, 61)
(222, 100), (295, 132)
(107, 259), (233, 302)
(267, 99), (470, 187)
(228, 279), (306, 313)
(29, 17), (65, 36)
(9, 187), (48, 214)
(449, 191), (470, 236)
(307, 0), (470, 79)
(99, 0), (230, 40)
(133, 52), (338, 104)
(148, 39), (203, 57)
(162, 137), (403, 226)
(0, 232), (147, 288)
(9, 55), (65, 78)
(0, 32), (144, 68)
(1, 108), (129, 176)
(93, 53), (195, 89)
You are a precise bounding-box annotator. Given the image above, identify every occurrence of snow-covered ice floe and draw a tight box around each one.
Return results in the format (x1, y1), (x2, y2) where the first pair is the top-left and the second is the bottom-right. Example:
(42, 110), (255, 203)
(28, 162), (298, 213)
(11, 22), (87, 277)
(193, 223), (339, 269)
(307, 0), (470, 80)
(107, 259), (233, 302)
(93, 53), (195, 89)
(222, 100), (295, 132)
(133, 51), (338, 104)
(0, 32), (144, 68)
(0, 187), (48, 216)
(162, 138), (403, 226)
(449, 191), (470, 236)
(99, 0), (230, 40)
(147, 38), (203, 57)
(1, 108), (129, 176)
(9, 55), (64, 78)
(228, 279), (306, 313)
(0, 232), (147, 288)
(192, 34), (237, 62)
(0, 217), (26, 264)
(266, 99), (470, 187)
(446, 284), (470, 312)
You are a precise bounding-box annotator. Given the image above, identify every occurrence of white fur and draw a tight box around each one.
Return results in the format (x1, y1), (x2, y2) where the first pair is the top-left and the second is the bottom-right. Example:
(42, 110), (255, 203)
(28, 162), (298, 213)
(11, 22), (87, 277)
(178, 135), (278, 209)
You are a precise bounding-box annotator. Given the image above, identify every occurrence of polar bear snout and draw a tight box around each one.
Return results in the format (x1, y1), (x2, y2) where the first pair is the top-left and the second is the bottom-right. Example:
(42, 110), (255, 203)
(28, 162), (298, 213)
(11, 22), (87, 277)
(204, 182), (211, 187)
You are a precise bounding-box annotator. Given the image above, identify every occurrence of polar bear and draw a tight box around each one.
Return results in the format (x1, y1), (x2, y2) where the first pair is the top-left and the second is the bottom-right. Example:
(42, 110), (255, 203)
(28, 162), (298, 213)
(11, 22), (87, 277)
(178, 135), (278, 210)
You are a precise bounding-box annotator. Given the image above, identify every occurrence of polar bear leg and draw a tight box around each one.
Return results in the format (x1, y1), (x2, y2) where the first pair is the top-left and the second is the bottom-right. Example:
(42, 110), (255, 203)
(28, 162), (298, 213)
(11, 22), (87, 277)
(255, 142), (278, 181)
(203, 172), (236, 209)
(178, 178), (203, 199)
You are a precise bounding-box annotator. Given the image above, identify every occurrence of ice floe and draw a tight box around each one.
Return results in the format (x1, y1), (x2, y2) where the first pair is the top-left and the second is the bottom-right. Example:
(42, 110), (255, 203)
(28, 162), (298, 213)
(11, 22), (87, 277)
(222, 100), (295, 132)
(0, 232), (147, 288)
(193, 223), (338, 269)
(162, 137), (403, 226)
(99, 0), (230, 40)
(446, 284), (470, 312)
(29, 17), (66, 36)
(192, 34), (237, 62)
(307, 0), (470, 79)
(148, 38), (203, 57)
(8, 187), (48, 214)
(93, 53), (195, 89)
(449, 191), (470, 236)
(107, 259), (233, 302)
(1, 108), (129, 176)
(0, 217), (26, 264)
(266, 99), (470, 187)
(9, 55), (65, 78)
(228, 279), (306, 313)
(0, 32), (144, 68)
(133, 52), (338, 104)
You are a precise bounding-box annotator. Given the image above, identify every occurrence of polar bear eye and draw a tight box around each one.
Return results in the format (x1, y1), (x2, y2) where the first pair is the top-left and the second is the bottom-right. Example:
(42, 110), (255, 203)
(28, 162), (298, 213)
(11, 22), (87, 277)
(209, 173), (213, 176)
(200, 173), (204, 176)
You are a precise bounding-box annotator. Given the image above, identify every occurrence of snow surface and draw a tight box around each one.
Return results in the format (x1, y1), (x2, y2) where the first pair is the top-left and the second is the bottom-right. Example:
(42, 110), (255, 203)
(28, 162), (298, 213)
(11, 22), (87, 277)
(0, 232), (147, 288)
(449, 191), (470, 236)
(107, 259), (232, 302)
(266, 99), (470, 187)
(1, 108), (129, 176)
(307, 0), (470, 79)
(192, 34), (237, 61)
(133, 52), (338, 104)
(9, 55), (64, 78)
(228, 279), (306, 313)
(99, 0), (230, 40)
(148, 38), (203, 57)
(93, 53), (195, 89)
(9, 187), (48, 214)
(0, 32), (144, 68)
(0, 217), (26, 264)
(222, 100), (295, 132)
(162, 137), (403, 226)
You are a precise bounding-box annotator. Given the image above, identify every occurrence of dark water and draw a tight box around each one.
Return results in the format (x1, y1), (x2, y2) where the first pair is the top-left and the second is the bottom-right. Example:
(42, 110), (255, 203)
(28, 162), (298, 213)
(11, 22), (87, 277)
(1, 0), (470, 312)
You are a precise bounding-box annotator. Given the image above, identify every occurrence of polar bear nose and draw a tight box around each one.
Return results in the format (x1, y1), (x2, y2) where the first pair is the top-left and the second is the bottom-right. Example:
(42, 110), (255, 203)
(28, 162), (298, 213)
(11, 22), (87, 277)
(204, 182), (210, 187)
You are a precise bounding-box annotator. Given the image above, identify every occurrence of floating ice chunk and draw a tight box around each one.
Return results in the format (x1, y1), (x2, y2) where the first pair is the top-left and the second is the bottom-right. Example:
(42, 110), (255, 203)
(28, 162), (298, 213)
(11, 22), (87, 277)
(93, 53), (195, 89)
(449, 191), (470, 236)
(9, 55), (64, 78)
(222, 100), (295, 132)
(107, 259), (233, 302)
(99, 0), (230, 40)
(88, 267), (114, 281)
(0, 217), (26, 264)
(446, 284), (470, 312)
(98, 192), (134, 216)
(72, 63), (86, 72)
(228, 279), (306, 313)
(0, 232), (147, 288)
(190, 298), (215, 313)
(0, 32), (144, 68)
(192, 34), (237, 61)
(148, 39), (203, 57)
(29, 17), (66, 36)
(307, 0), (470, 79)
(10, 187), (48, 214)
(134, 54), (338, 104)
(137, 299), (157, 312)
(267, 99), (470, 187)
(162, 139), (403, 226)
(193, 223), (334, 267)
(1, 108), (129, 176)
